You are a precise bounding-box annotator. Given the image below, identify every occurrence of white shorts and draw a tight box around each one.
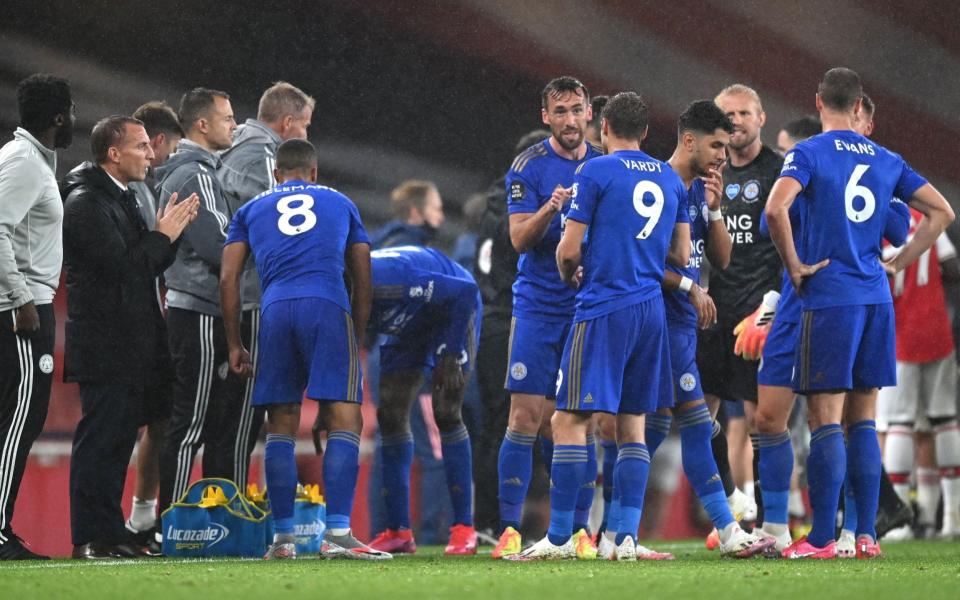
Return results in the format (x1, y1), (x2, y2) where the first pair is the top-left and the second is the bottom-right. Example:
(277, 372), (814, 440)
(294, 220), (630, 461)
(877, 353), (958, 432)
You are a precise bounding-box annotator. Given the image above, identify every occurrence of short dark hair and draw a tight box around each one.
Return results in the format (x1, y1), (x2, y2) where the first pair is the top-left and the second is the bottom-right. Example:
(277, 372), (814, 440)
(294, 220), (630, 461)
(178, 87), (229, 132)
(514, 129), (550, 155)
(588, 95), (609, 128)
(677, 100), (733, 138)
(601, 92), (648, 141)
(16, 73), (71, 134)
(90, 116), (144, 164)
(782, 115), (822, 141)
(541, 76), (589, 109)
(133, 101), (183, 139)
(860, 93), (875, 119)
(275, 138), (317, 173)
(818, 67), (862, 112)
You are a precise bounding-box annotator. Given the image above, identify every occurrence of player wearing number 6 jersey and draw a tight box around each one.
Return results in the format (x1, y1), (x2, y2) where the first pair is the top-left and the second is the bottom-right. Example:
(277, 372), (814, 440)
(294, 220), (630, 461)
(767, 68), (955, 559)
(221, 139), (389, 561)
(514, 92), (689, 561)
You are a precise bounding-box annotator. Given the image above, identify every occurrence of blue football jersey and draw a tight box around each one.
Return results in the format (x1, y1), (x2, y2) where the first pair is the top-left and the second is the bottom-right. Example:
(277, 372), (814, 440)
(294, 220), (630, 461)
(567, 150), (689, 322)
(664, 177), (709, 330)
(760, 193), (913, 324)
(780, 131), (927, 309)
(506, 140), (602, 322)
(370, 246), (479, 354)
(224, 180), (369, 312)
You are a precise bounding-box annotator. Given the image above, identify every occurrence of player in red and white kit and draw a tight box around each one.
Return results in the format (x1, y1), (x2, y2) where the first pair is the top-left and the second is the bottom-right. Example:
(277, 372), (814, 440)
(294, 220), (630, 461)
(879, 208), (960, 538)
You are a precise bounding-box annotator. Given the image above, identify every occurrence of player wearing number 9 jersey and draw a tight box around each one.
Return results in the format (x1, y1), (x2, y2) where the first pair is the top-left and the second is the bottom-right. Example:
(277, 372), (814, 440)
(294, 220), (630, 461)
(767, 68), (955, 559)
(515, 92), (690, 561)
(222, 139), (390, 561)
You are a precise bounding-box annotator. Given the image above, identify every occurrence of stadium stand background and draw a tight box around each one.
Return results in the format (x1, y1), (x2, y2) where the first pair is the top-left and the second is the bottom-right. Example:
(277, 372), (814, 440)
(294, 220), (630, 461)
(1, 0), (958, 556)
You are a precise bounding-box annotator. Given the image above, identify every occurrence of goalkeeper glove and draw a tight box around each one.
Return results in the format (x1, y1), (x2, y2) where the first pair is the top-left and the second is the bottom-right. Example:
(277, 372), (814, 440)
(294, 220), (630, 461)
(733, 290), (781, 361)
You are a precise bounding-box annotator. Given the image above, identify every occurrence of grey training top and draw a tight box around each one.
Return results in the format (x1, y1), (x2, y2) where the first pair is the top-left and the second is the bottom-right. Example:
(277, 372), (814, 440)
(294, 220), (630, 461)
(0, 128), (63, 311)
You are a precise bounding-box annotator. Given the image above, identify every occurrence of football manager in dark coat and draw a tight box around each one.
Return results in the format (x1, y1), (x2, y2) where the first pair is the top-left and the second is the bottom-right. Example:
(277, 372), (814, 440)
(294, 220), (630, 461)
(61, 115), (198, 559)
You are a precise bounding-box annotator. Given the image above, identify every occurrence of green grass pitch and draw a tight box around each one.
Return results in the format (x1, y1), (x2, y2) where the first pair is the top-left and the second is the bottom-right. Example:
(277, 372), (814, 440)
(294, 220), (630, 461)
(3, 540), (959, 600)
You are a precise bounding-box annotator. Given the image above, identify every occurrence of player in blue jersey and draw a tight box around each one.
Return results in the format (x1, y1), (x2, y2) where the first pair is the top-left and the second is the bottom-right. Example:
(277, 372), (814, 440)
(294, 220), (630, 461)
(363, 245), (482, 556)
(514, 92), (690, 561)
(220, 139), (390, 561)
(753, 98), (913, 556)
(494, 76), (603, 559)
(766, 68), (955, 559)
(602, 100), (772, 559)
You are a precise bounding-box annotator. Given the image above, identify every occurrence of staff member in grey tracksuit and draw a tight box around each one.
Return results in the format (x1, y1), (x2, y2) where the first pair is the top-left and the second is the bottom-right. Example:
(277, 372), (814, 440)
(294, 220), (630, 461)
(0, 74), (73, 561)
(155, 88), (239, 519)
(218, 82), (315, 491)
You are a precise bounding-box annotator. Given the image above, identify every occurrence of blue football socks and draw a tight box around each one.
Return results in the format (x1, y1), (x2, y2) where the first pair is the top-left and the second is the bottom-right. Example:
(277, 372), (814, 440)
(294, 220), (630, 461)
(757, 430), (793, 528)
(847, 420), (881, 540)
(547, 445), (588, 546)
(807, 424), (845, 548)
(380, 431), (414, 530)
(440, 424), (473, 526)
(678, 404), (734, 531)
(498, 428), (535, 531)
(645, 413), (672, 457)
(574, 434), (597, 532)
(264, 433), (297, 534)
(324, 430), (361, 531)
(599, 439), (618, 531)
(615, 443), (650, 545)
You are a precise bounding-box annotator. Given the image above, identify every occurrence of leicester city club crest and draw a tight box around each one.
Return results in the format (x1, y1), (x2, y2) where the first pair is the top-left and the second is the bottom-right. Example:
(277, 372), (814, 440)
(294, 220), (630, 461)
(742, 180), (761, 203)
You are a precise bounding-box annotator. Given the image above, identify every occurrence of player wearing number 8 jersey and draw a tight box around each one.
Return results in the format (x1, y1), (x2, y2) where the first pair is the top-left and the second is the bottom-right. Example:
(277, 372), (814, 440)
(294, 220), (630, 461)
(767, 68), (955, 559)
(221, 139), (389, 561)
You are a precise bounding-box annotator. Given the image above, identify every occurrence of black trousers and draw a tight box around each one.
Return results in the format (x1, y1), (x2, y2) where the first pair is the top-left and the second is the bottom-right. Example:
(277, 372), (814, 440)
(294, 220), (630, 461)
(70, 381), (164, 545)
(0, 304), (54, 545)
(158, 308), (262, 516)
(472, 313), (512, 531)
(231, 309), (264, 490)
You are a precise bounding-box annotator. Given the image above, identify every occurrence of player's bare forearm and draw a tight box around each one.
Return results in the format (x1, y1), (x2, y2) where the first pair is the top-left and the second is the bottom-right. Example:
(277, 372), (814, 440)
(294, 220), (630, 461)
(219, 242), (249, 351)
(663, 271), (714, 328)
(892, 184), (956, 272)
(346, 242), (372, 339)
(705, 220), (732, 270)
(668, 223), (691, 268)
(556, 220), (586, 285)
(509, 205), (557, 254)
(662, 270), (681, 291)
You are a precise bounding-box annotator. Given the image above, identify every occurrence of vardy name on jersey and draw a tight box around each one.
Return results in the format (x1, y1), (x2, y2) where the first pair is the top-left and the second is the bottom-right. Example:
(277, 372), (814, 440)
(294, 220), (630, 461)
(567, 150), (689, 322)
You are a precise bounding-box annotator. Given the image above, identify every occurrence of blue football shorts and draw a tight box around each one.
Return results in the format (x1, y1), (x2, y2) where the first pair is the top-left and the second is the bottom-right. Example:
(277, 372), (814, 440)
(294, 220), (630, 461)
(504, 314), (572, 398)
(379, 291), (483, 376)
(793, 303), (896, 393)
(668, 325), (705, 405)
(757, 316), (799, 388)
(556, 296), (674, 415)
(253, 297), (362, 406)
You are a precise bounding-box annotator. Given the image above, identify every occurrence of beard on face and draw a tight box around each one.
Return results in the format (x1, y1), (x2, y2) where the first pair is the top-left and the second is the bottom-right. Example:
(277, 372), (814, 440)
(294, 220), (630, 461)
(729, 127), (757, 151)
(554, 128), (584, 151)
(54, 120), (73, 149)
